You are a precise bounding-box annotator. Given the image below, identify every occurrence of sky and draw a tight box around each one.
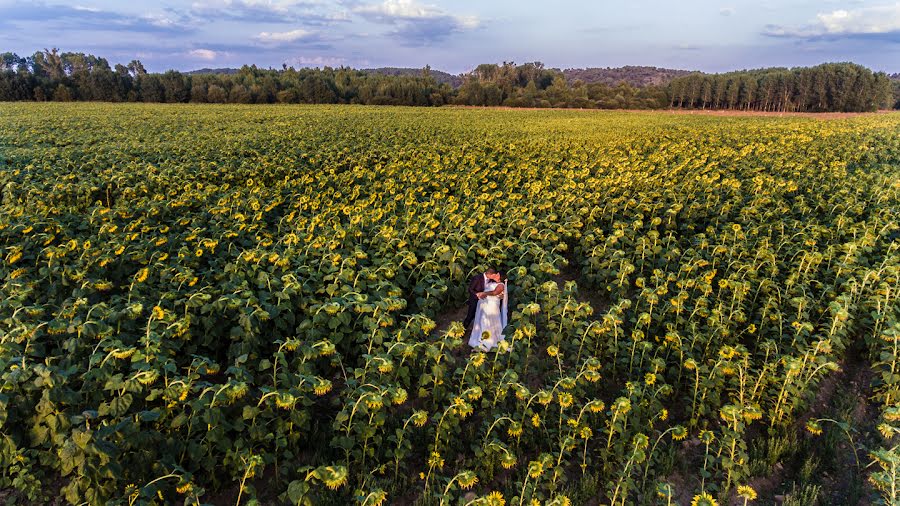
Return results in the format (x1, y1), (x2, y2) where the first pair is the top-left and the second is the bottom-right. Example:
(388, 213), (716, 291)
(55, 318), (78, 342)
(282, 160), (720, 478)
(1, 0), (899, 74)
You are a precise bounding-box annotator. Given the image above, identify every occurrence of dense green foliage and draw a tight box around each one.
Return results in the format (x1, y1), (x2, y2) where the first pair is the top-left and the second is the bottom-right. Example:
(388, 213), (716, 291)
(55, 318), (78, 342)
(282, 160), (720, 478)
(0, 50), (453, 106)
(667, 63), (895, 112)
(1, 104), (899, 506)
(2, 50), (897, 111)
(363, 67), (463, 88)
(892, 76), (900, 109)
(562, 66), (693, 88)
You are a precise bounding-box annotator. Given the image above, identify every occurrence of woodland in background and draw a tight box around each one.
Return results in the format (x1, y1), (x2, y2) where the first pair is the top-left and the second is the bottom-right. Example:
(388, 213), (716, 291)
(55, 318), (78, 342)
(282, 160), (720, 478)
(1, 49), (898, 112)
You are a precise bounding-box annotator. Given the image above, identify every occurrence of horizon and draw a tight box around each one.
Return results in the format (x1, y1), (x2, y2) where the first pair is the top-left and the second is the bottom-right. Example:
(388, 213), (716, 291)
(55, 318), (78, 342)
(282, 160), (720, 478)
(1, 1), (900, 75)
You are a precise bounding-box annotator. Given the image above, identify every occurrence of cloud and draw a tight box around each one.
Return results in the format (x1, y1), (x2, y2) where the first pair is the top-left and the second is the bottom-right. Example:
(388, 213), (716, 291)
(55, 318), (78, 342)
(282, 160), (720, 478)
(188, 48), (219, 60)
(189, 0), (349, 25)
(719, 7), (735, 17)
(353, 0), (479, 45)
(295, 55), (348, 67)
(0, 3), (193, 33)
(254, 28), (315, 43)
(764, 3), (900, 41)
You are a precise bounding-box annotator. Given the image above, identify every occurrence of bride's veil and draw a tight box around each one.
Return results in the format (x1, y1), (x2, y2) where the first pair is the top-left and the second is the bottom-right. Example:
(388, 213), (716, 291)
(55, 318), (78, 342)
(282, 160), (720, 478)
(501, 277), (509, 328)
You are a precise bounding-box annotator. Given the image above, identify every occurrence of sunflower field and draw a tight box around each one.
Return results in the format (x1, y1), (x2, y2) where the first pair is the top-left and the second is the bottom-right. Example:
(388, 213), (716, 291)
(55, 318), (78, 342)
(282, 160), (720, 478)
(1, 103), (899, 505)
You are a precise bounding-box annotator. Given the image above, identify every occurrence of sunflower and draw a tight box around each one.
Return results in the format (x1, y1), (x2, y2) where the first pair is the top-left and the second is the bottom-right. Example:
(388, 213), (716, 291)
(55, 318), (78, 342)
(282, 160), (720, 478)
(736, 485), (757, 501)
(7, 249), (22, 264)
(484, 491), (505, 506)
(391, 388), (407, 405)
(556, 392), (574, 408)
(313, 379), (332, 396)
(690, 491), (718, 506)
(135, 267), (149, 283)
(428, 451), (444, 470)
(320, 466), (348, 490)
(457, 471), (478, 489)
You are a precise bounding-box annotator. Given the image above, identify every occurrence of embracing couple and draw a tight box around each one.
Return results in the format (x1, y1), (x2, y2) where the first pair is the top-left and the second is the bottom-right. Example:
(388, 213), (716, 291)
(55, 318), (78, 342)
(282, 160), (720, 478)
(463, 267), (509, 352)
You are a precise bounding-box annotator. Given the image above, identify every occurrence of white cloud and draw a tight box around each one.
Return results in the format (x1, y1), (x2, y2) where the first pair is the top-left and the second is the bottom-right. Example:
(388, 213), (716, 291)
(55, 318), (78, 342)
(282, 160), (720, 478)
(719, 7), (735, 17)
(353, 0), (479, 44)
(191, 0), (292, 16)
(355, 0), (479, 28)
(356, 0), (440, 20)
(295, 55), (347, 66)
(144, 13), (183, 29)
(188, 49), (218, 60)
(764, 3), (900, 38)
(255, 28), (314, 43)
(189, 0), (345, 24)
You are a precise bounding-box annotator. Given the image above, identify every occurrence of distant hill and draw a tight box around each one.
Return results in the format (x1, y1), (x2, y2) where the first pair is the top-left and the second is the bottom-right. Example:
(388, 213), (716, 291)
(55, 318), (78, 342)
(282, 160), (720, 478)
(562, 66), (695, 87)
(362, 67), (463, 88)
(185, 68), (240, 75)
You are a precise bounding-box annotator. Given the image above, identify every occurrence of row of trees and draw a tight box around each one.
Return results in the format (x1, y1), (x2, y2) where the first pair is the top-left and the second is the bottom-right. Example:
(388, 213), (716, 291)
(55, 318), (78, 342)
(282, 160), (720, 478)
(892, 75), (900, 109)
(450, 61), (667, 109)
(667, 63), (896, 112)
(1, 49), (897, 111)
(0, 49), (453, 106)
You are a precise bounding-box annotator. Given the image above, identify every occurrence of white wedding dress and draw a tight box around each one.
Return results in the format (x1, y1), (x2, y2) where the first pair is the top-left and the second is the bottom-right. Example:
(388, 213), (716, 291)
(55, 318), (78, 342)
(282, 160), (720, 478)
(468, 280), (509, 351)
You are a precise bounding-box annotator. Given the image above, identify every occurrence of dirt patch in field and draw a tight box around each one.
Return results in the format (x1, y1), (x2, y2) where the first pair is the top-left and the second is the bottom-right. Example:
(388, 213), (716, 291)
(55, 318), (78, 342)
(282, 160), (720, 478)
(792, 342), (877, 505)
(432, 303), (469, 336)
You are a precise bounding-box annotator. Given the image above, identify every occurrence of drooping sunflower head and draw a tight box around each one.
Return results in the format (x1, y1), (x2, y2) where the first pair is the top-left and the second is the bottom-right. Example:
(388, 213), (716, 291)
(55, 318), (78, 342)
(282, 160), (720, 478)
(390, 388), (407, 405)
(527, 459), (544, 479)
(587, 399), (605, 413)
(457, 470), (478, 490)
(318, 466), (348, 490)
(656, 482), (674, 499)
(612, 397), (631, 415)
(313, 378), (332, 396)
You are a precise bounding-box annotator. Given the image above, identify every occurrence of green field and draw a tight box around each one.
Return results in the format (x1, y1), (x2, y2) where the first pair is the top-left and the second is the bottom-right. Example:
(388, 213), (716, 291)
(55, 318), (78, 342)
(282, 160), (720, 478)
(1, 103), (899, 505)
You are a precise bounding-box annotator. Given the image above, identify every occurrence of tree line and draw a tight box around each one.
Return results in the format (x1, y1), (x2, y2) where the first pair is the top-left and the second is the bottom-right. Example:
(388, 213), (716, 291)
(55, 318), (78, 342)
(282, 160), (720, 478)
(0, 49), (453, 106)
(1, 49), (897, 112)
(667, 63), (895, 112)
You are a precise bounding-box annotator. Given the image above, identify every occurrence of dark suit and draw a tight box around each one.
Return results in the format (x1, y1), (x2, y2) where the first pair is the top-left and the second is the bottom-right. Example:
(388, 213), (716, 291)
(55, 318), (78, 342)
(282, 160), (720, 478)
(463, 273), (487, 329)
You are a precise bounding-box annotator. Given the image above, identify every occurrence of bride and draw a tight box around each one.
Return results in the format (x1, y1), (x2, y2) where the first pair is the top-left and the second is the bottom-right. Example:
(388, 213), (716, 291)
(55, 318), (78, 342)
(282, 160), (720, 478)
(468, 271), (509, 352)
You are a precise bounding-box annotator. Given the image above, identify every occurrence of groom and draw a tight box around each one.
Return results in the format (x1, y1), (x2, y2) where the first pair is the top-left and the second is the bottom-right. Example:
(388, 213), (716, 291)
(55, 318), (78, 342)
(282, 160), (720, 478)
(463, 267), (501, 329)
